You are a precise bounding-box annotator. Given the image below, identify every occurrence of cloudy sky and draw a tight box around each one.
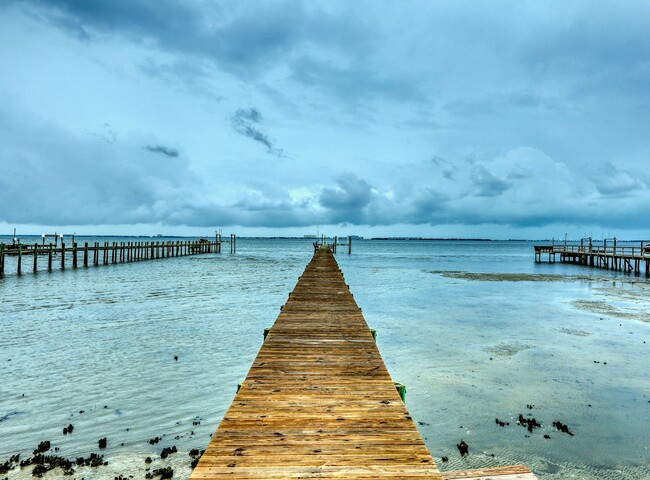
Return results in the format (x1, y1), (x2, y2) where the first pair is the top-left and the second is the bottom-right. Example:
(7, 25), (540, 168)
(1, 1), (649, 239)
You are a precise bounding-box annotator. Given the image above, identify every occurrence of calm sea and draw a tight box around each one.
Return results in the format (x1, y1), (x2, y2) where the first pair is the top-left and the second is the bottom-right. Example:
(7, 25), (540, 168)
(1, 238), (649, 479)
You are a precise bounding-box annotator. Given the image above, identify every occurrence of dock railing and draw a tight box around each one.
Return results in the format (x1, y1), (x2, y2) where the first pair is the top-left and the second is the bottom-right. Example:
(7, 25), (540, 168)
(534, 238), (650, 274)
(0, 236), (229, 276)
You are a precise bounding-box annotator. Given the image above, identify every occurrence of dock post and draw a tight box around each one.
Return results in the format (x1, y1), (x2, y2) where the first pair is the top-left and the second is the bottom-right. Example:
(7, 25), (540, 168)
(333, 236), (337, 254)
(394, 382), (406, 402)
(17, 243), (22, 275)
(103, 242), (108, 265)
(348, 235), (352, 254)
(33, 243), (38, 273)
(48, 244), (53, 271)
(0, 244), (4, 276)
(61, 243), (65, 270)
(73, 243), (78, 268)
(84, 242), (88, 267)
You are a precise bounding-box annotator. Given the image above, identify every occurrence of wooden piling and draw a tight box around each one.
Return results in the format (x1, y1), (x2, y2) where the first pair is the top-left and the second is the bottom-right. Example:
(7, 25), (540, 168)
(230, 234), (237, 253)
(33, 243), (38, 273)
(61, 243), (65, 270)
(48, 244), (53, 271)
(0, 244), (4, 276)
(84, 243), (89, 267)
(73, 243), (78, 268)
(17, 243), (22, 275)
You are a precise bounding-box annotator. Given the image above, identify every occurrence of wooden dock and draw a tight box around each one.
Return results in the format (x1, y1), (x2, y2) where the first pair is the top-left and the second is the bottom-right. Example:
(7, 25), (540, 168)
(534, 238), (650, 275)
(191, 247), (536, 480)
(0, 236), (230, 276)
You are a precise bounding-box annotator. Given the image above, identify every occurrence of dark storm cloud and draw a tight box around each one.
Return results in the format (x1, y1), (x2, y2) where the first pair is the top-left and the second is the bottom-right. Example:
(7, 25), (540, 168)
(319, 175), (373, 210)
(10, 1), (312, 75)
(472, 167), (511, 197)
(593, 163), (645, 197)
(7, 0), (420, 103)
(231, 108), (282, 156)
(318, 175), (376, 224)
(145, 145), (179, 158)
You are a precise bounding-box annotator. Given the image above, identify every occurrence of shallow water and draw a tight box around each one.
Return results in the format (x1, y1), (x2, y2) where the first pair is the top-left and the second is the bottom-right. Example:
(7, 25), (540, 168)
(1, 238), (649, 479)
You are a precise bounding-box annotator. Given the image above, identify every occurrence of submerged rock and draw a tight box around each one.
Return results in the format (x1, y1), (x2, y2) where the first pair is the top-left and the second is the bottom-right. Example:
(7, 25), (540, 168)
(160, 446), (177, 460)
(145, 466), (173, 479)
(517, 414), (541, 432)
(553, 420), (574, 436)
(457, 440), (469, 456)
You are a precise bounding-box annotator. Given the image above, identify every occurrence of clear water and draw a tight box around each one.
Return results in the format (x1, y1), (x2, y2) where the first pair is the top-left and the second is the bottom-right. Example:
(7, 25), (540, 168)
(1, 238), (649, 479)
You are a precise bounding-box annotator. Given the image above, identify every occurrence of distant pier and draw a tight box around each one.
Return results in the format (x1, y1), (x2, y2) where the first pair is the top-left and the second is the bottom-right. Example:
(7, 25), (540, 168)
(0, 234), (234, 276)
(534, 238), (650, 275)
(191, 246), (536, 480)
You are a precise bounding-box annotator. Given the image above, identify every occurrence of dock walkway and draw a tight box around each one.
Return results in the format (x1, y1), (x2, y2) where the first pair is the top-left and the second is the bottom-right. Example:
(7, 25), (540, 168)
(191, 247), (535, 479)
(534, 240), (650, 275)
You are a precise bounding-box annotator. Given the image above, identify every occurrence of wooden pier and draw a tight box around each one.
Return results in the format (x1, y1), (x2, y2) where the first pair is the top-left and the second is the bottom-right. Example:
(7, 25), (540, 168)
(191, 247), (535, 480)
(534, 238), (650, 275)
(0, 235), (231, 276)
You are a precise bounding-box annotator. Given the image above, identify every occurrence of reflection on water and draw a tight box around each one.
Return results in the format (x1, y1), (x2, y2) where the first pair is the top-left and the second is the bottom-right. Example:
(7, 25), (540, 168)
(1, 239), (649, 479)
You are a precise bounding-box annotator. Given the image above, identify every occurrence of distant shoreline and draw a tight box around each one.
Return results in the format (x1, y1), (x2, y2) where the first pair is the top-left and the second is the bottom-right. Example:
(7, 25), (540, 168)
(0, 235), (647, 242)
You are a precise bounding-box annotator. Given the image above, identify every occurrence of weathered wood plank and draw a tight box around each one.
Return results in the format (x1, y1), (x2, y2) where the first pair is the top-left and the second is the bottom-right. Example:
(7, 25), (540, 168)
(191, 247), (443, 479)
(191, 246), (536, 479)
(441, 465), (535, 479)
